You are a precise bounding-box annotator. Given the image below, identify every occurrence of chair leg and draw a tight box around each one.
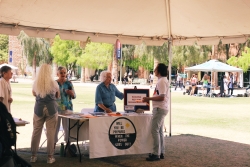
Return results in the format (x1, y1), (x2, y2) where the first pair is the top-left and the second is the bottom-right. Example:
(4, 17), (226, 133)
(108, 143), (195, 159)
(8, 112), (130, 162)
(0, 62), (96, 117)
(39, 139), (47, 149)
(58, 132), (65, 141)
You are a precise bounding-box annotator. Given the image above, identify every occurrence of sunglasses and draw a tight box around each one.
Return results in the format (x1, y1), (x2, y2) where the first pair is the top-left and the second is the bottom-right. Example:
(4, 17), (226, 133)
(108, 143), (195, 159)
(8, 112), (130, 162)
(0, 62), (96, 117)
(60, 72), (66, 74)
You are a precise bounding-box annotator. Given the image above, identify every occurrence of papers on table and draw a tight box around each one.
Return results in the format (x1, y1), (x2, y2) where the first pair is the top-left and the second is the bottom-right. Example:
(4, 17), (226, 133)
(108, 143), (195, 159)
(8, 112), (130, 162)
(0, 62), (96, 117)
(13, 117), (29, 126)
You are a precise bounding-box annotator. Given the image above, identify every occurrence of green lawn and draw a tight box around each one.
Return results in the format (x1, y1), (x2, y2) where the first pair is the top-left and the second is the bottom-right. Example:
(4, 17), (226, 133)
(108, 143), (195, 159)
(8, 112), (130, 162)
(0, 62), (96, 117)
(10, 82), (250, 149)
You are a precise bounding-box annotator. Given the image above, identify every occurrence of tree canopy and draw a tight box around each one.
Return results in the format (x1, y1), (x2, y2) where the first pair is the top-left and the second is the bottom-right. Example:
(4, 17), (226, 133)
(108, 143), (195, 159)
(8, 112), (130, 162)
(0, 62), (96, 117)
(77, 42), (113, 70)
(0, 34), (9, 63)
(227, 47), (250, 72)
(51, 35), (82, 70)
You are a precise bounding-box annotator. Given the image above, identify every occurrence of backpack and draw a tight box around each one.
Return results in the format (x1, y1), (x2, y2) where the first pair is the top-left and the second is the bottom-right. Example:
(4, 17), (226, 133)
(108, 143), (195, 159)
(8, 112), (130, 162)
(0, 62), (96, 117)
(0, 102), (17, 150)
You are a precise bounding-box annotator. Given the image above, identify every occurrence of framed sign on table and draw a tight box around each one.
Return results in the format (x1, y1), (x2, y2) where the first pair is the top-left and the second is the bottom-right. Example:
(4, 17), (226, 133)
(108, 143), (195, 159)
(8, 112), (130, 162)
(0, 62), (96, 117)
(124, 88), (150, 112)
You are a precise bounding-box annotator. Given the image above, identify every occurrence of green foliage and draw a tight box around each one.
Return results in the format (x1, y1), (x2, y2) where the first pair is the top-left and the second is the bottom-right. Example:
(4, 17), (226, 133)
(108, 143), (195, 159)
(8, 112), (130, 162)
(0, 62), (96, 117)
(0, 34), (9, 63)
(51, 35), (82, 70)
(18, 31), (52, 66)
(147, 42), (169, 64)
(77, 42), (113, 70)
(227, 47), (250, 72)
(172, 44), (212, 71)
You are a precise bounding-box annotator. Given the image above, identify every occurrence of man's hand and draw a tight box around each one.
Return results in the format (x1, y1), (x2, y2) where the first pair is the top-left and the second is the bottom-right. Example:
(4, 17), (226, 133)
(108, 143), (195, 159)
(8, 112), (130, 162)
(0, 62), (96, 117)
(142, 97), (149, 103)
(8, 98), (13, 103)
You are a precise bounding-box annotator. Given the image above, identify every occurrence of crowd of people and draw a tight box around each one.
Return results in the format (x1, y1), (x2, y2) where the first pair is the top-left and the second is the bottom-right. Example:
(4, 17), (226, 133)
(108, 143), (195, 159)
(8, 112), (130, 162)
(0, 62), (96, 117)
(180, 72), (237, 97)
(0, 62), (170, 163)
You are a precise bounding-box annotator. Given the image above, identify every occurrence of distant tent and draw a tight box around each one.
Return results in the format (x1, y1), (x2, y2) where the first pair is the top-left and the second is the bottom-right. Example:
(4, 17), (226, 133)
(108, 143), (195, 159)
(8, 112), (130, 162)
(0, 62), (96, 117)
(185, 59), (243, 87)
(0, 63), (18, 70)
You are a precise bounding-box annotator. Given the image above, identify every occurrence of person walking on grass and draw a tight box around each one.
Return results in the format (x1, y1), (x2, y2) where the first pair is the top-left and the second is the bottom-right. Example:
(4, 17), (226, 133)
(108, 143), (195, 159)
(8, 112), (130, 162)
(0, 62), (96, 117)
(30, 64), (60, 164)
(142, 63), (169, 161)
(174, 73), (183, 91)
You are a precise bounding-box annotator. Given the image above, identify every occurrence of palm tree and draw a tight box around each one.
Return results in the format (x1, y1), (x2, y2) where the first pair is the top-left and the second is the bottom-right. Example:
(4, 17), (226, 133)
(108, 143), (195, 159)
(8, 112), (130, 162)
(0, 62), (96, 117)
(18, 31), (51, 79)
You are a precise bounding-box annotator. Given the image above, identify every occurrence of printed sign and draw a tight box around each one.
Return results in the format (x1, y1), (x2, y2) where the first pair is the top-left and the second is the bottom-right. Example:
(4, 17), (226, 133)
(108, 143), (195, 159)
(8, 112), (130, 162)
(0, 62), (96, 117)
(109, 117), (136, 150)
(127, 93), (146, 106)
(116, 39), (121, 59)
(124, 89), (150, 111)
(9, 51), (12, 63)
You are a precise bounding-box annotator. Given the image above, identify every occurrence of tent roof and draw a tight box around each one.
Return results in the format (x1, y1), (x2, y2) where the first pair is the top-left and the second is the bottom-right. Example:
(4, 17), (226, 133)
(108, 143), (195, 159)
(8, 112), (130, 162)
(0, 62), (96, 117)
(184, 59), (243, 72)
(1, 0), (250, 45)
(0, 63), (18, 69)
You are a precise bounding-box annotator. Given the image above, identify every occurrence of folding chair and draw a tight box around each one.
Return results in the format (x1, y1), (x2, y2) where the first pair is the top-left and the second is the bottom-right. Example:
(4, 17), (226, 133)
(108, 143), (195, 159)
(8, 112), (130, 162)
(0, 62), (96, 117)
(39, 125), (64, 149)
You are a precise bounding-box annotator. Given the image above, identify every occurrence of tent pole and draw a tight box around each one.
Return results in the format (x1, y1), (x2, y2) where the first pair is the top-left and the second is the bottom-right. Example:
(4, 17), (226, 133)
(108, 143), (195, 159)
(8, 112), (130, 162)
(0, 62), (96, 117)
(168, 40), (172, 137)
(166, 0), (172, 137)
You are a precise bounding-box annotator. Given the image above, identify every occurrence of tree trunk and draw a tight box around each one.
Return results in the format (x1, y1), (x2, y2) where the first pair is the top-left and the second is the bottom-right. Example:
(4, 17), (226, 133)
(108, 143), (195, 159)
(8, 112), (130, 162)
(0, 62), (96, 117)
(32, 53), (36, 80)
(80, 67), (85, 83)
(153, 57), (159, 85)
(112, 44), (118, 84)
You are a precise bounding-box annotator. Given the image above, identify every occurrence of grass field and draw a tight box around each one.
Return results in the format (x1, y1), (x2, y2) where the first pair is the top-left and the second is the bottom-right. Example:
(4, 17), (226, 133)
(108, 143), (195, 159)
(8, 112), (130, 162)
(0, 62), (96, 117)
(10, 81), (250, 150)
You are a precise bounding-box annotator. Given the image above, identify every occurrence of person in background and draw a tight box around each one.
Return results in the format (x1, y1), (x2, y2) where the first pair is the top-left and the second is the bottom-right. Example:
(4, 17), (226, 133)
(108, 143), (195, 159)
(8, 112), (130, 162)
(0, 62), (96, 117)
(30, 64), (60, 164)
(207, 74), (211, 95)
(219, 75), (225, 97)
(94, 71), (124, 113)
(0, 66), (13, 113)
(174, 73), (183, 91)
(142, 63), (169, 161)
(54, 66), (76, 147)
(202, 74), (208, 96)
(223, 75), (229, 96)
(149, 72), (154, 88)
(228, 72), (234, 96)
(190, 74), (197, 95)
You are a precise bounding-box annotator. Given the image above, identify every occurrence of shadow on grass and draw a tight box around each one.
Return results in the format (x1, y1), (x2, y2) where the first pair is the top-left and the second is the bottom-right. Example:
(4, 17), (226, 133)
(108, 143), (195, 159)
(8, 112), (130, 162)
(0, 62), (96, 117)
(16, 134), (250, 167)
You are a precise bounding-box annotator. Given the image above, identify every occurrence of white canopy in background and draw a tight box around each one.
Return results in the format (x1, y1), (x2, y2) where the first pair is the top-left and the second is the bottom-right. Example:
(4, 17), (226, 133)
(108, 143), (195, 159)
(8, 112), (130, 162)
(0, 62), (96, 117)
(185, 60), (243, 72)
(185, 59), (243, 87)
(0, 63), (18, 70)
(0, 0), (250, 46)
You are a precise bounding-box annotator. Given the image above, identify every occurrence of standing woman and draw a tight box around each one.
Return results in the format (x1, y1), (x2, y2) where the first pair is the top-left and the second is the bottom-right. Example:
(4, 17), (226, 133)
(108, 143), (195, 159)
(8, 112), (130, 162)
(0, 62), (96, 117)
(228, 72), (234, 96)
(223, 75), (229, 96)
(94, 71), (124, 113)
(190, 74), (197, 95)
(0, 66), (13, 113)
(30, 64), (60, 164)
(54, 66), (76, 145)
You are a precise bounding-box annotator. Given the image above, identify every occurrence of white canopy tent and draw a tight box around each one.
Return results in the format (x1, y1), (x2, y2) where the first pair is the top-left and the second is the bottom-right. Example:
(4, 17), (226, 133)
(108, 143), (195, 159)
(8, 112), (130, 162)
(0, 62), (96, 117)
(0, 63), (18, 70)
(1, 0), (250, 136)
(185, 59), (244, 87)
(1, 0), (250, 45)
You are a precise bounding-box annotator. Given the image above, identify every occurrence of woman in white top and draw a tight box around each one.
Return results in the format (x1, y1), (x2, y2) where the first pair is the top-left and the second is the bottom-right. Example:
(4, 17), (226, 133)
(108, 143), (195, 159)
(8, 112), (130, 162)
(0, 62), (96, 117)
(223, 75), (228, 95)
(0, 66), (13, 112)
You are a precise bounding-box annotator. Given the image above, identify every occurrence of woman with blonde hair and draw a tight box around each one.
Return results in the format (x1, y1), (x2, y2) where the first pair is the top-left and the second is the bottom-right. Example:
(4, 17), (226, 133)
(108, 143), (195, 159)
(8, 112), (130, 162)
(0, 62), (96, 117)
(30, 64), (60, 164)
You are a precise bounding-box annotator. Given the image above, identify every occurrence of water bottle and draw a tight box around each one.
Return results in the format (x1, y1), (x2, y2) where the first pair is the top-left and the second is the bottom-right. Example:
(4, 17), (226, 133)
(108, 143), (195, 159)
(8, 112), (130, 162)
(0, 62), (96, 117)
(60, 142), (64, 157)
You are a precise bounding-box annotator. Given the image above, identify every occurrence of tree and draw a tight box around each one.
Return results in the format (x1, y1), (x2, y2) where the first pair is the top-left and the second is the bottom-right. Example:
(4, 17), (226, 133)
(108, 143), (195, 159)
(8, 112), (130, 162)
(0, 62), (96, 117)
(0, 34), (9, 63)
(77, 42), (113, 69)
(18, 31), (51, 78)
(172, 44), (212, 72)
(227, 47), (250, 72)
(51, 35), (82, 72)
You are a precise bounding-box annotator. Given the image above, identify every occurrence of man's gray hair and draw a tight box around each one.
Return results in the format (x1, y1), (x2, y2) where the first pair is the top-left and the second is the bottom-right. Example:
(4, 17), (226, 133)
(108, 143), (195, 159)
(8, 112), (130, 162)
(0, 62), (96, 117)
(99, 71), (111, 82)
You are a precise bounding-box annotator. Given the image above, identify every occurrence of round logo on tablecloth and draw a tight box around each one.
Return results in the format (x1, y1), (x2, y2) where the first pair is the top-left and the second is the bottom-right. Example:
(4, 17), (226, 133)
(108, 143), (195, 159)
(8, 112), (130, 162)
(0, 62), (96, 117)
(108, 117), (136, 150)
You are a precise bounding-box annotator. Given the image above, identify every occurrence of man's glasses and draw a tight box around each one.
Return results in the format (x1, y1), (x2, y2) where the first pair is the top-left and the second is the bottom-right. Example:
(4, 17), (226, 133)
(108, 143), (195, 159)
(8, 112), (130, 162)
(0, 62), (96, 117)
(60, 72), (66, 74)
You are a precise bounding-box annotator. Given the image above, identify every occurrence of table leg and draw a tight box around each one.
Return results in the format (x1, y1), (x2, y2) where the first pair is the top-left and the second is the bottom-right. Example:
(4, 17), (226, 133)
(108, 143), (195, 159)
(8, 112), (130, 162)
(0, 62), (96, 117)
(64, 118), (70, 157)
